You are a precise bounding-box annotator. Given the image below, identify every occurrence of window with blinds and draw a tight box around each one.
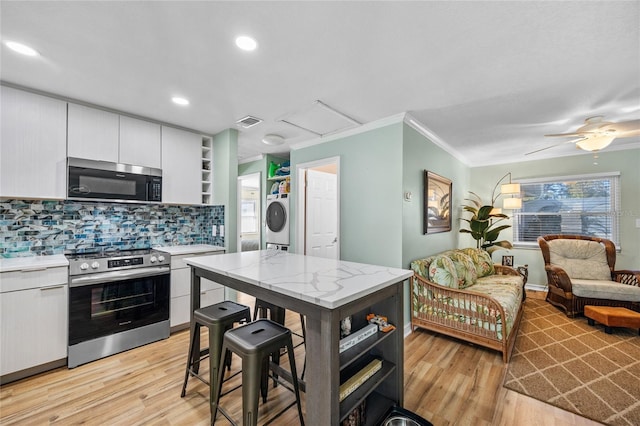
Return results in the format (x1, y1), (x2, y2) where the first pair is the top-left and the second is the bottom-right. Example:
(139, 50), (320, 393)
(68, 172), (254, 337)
(512, 173), (620, 247)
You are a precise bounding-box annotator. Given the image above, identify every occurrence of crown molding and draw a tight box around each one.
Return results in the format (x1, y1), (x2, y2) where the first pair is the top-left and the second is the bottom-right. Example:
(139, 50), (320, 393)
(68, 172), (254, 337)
(238, 154), (264, 165)
(403, 113), (471, 166)
(289, 112), (407, 152)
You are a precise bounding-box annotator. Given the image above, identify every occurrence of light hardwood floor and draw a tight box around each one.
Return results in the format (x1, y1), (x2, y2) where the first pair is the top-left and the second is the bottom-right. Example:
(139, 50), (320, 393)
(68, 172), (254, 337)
(0, 291), (599, 425)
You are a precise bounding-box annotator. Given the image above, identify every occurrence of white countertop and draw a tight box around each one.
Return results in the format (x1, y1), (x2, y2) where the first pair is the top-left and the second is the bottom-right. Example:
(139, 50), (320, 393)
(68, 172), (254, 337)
(156, 244), (225, 256)
(0, 254), (69, 273)
(185, 250), (413, 309)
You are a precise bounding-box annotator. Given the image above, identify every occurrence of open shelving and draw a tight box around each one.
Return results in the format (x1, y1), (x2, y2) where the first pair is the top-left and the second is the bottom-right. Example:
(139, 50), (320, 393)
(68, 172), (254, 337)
(201, 136), (212, 204)
(337, 296), (402, 425)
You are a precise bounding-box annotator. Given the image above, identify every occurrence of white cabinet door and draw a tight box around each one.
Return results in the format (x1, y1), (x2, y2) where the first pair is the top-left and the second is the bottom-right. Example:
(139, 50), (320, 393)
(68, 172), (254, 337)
(68, 103), (119, 163)
(0, 285), (68, 375)
(119, 116), (161, 169)
(0, 86), (67, 199)
(161, 126), (202, 204)
(170, 294), (190, 328)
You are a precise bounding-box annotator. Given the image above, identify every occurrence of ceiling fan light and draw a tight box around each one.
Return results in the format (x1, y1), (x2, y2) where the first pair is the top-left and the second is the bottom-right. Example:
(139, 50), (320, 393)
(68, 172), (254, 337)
(576, 135), (615, 152)
(262, 134), (285, 146)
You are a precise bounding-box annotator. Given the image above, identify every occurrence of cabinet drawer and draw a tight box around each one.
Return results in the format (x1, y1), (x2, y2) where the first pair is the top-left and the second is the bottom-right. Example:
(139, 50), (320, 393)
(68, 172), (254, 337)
(171, 251), (222, 270)
(1, 285), (68, 375)
(201, 288), (224, 308)
(171, 268), (223, 299)
(169, 288), (225, 328)
(0, 267), (68, 293)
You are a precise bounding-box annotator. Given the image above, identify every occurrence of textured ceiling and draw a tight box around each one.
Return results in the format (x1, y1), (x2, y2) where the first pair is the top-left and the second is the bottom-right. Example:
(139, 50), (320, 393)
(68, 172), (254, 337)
(1, 1), (638, 166)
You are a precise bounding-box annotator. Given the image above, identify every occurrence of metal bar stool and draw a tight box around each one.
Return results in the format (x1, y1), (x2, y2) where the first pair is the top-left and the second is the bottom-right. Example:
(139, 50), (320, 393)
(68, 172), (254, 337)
(212, 319), (305, 426)
(253, 299), (307, 382)
(180, 300), (252, 414)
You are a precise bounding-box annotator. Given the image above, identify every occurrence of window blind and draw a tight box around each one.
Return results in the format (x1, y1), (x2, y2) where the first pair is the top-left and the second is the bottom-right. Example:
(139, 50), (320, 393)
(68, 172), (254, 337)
(512, 173), (620, 247)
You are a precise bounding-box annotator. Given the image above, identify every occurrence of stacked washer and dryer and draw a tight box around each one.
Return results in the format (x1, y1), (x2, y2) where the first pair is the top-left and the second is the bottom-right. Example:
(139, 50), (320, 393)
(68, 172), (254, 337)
(265, 193), (289, 251)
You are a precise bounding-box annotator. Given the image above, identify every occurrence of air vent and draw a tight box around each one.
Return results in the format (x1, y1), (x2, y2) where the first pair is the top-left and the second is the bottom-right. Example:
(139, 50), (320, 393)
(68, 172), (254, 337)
(236, 115), (263, 128)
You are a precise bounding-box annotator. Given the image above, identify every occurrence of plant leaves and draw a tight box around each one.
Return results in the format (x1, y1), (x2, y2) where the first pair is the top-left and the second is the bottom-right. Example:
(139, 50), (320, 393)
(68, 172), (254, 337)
(477, 205), (494, 220)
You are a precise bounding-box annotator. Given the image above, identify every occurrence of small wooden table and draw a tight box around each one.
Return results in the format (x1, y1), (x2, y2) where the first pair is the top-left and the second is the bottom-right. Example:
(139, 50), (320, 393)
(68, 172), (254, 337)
(584, 305), (640, 334)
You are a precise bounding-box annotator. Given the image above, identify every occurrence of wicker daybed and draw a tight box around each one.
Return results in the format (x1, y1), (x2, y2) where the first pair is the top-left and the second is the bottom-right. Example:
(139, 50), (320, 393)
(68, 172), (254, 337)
(411, 248), (525, 363)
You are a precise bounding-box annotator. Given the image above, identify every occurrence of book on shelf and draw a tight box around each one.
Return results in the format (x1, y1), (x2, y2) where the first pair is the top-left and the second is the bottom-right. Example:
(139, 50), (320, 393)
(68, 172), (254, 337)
(339, 357), (382, 402)
(339, 323), (378, 353)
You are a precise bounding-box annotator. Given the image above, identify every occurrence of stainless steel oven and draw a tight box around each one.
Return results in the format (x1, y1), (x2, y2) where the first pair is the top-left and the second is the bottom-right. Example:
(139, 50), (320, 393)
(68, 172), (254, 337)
(67, 249), (170, 368)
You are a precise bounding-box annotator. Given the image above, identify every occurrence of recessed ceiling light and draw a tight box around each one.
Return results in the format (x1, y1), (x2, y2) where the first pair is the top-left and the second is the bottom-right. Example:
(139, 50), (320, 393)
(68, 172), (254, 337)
(172, 97), (189, 106)
(235, 36), (257, 51)
(262, 134), (285, 146)
(5, 41), (39, 57)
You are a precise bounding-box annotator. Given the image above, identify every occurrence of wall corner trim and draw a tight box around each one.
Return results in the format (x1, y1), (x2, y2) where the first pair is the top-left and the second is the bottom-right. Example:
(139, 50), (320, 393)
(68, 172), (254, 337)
(404, 113), (471, 166)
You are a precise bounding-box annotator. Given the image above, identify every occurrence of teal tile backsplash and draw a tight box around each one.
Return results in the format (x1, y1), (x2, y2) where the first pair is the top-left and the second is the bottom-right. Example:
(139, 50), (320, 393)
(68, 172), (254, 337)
(0, 199), (224, 258)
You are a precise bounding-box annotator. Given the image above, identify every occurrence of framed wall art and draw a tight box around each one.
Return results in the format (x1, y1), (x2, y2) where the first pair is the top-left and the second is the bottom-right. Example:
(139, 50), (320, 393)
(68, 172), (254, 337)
(424, 170), (452, 234)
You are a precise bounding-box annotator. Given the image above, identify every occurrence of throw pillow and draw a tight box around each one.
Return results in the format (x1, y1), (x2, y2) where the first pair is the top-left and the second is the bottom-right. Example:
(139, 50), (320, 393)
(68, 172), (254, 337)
(428, 252), (478, 289)
(460, 248), (495, 278)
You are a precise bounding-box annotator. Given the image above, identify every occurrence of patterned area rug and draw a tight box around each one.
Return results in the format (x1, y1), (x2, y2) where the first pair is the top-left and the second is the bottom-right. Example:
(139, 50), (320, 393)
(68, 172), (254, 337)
(504, 298), (640, 426)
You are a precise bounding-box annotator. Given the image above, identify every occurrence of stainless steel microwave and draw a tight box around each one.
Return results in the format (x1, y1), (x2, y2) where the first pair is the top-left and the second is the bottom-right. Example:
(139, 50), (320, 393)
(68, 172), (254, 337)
(67, 157), (162, 203)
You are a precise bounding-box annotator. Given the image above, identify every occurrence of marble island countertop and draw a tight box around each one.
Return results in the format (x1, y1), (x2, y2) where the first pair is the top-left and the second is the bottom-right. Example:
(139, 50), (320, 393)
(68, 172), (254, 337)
(185, 250), (413, 309)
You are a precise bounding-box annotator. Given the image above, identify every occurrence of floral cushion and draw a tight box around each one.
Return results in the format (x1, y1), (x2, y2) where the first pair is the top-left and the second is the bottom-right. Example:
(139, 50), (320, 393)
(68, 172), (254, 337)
(459, 248), (495, 278)
(427, 252), (478, 289)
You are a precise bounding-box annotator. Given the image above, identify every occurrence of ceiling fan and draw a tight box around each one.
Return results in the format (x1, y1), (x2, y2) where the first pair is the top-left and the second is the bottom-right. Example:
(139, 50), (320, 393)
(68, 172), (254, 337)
(526, 116), (640, 155)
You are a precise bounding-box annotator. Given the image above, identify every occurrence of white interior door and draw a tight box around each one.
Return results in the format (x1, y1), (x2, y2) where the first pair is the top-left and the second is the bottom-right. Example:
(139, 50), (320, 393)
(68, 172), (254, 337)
(305, 169), (338, 259)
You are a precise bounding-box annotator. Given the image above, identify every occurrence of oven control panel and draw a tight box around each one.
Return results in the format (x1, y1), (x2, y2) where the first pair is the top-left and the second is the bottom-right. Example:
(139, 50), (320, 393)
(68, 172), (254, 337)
(67, 249), (170, 276)
(108, 257), (144, 268)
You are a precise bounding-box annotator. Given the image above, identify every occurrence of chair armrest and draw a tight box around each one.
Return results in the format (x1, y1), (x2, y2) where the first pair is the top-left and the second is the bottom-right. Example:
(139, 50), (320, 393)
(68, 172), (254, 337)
(494, 265), (519, 276)
(545, 264), (574, 293)
(613, 270), (640, 286)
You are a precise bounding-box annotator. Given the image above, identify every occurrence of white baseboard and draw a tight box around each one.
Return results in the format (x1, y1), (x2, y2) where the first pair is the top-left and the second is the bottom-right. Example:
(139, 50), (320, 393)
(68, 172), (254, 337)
(404, 322), (412, 338)
(525, 283), (547, 292)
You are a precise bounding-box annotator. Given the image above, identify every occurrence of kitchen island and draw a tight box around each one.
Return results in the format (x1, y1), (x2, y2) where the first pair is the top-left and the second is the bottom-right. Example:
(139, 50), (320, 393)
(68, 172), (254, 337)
(185, 250), (413, 425)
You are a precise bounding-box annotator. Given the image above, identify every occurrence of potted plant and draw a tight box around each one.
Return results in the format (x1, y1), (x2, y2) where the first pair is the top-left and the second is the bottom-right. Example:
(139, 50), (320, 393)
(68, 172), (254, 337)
(459, 192), (513, 253)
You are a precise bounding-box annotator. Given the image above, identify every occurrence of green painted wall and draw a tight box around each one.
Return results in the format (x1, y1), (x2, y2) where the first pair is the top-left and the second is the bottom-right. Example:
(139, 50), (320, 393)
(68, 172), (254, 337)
(290, 123), (404, 268)
(401, 123), (469, 325)
(213, 128), (238, 252)
(468, 148), (640, 287)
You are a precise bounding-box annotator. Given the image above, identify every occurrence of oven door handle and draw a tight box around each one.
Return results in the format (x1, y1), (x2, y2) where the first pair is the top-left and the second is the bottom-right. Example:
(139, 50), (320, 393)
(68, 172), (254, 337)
(69, 266), (170, 287)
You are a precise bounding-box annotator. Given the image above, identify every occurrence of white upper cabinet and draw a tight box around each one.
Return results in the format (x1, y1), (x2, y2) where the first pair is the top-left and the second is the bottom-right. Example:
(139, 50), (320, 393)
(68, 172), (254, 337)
(0, 86), (67, 199)
(68, 103), (161, 169)
(161, 126), (201, 204)
(119, 116), (161, 169)
(67, 103), (119, 163)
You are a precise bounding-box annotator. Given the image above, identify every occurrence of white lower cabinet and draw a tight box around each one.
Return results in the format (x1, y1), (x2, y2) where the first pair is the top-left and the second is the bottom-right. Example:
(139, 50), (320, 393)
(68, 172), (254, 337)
(0, 267), (68, 378)
(168, 252), (225, 328)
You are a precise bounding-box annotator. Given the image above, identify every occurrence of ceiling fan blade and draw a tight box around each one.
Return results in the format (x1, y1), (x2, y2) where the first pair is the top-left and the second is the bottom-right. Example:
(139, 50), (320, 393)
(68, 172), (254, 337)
(545, 132), (595, 138)
(525, 145), (560, 155)
(611, 119), (640, 134)
(526, 138), (586, 155)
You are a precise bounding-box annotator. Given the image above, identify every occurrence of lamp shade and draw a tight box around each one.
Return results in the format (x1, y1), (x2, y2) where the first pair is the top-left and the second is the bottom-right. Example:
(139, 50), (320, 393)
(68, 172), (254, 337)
(489, 207), (502, 215)
(501, 183), (521, 195)
(503, 197), (522, 210)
